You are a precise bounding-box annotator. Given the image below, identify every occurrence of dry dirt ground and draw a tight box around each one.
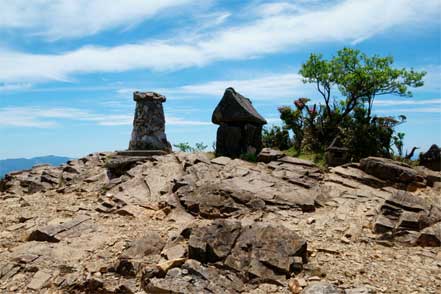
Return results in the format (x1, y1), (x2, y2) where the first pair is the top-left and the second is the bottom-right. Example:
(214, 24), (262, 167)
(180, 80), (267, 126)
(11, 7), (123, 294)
(0, 152), (440, 293)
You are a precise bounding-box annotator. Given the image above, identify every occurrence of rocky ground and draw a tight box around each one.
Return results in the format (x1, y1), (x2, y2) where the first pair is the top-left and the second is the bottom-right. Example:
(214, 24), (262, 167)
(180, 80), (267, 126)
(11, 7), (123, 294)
(0, 151), (440, 294)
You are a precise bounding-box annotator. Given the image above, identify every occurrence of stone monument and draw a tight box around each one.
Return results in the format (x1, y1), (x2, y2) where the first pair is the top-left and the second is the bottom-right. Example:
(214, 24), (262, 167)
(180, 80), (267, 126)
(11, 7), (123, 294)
(127, 91), (172, 154)
(212, 88), (267, 158)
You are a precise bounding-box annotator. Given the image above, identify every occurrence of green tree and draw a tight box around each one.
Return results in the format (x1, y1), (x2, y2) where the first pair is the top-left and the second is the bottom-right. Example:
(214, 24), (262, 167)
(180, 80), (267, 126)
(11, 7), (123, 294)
(299, 48), (425, 146)
(292, 48), (425, 159)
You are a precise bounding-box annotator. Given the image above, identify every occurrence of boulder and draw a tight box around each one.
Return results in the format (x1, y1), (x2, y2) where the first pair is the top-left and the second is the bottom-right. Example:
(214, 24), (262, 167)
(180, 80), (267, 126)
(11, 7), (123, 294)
(359, 157), (418, 184)
(186, 220), (307, 282)
(419, 144), (441, 171)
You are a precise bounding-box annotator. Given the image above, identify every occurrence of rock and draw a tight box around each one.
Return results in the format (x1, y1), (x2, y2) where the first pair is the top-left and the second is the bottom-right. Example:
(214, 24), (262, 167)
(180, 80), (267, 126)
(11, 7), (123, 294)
(257, 148), (284, 163)
(123, 232), (166, 259)
(188, 220), (241, 262)
(330, 165), (386, 188)
(307, 217), (316, 224)
(143, 259), (244, 293)
(302, 282), (343, 294)
(27, 215), (90, 242)
(359, 157), (418, 184)
(105, 156), (148, 178)
(184, 220), (308, 282)
(345, 286), (373, 294)
(211, 156), (232, 166)
(28, 271), (51, 290)
(162, 244), (187, 260)
(224, 222), (307, 281)
(212, 88), (266, 158)
(156, 258), (187, 273)
(415, 166), (441, 186)
(419, 144), (441, 171)
(128, 91), (172, 152)
(416, 223), (441, 246)
(373, 190), (441, 246)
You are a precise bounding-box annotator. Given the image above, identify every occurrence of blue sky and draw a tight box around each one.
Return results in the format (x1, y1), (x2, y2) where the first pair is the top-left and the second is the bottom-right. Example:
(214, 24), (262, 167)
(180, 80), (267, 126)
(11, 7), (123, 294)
(0, 0), (440, 159)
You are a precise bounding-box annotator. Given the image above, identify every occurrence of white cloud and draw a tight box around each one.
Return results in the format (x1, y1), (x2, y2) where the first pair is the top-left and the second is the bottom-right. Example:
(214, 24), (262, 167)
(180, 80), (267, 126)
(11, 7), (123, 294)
(0, 0), (195, 40)
(0, 0), (439, 83)
(0, 83), (32, 92)
(375, 98), (441, 106)
(171, 73), (307, 99)
(0, 107), (209, 128)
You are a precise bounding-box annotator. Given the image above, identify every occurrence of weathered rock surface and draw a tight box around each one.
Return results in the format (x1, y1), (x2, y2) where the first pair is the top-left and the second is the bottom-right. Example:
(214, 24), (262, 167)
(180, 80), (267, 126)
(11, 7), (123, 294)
(360, 157), (418, 184)
(257, 148), (284, 163)
(373, 190), (441, 245)
(0, 153), (440, 293)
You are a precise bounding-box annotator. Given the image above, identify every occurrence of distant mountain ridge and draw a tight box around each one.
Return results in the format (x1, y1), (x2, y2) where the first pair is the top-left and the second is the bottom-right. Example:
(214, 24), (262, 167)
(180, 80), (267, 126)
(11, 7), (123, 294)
(0, 156), (71, 178)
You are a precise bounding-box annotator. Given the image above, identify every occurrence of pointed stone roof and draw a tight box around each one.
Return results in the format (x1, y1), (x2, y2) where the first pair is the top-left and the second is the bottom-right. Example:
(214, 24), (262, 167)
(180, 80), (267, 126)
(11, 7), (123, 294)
(212, 88), (267, 125)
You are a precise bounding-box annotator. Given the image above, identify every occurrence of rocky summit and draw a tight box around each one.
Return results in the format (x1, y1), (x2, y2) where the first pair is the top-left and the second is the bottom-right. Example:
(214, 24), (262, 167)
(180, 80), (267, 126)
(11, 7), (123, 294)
(0, 152), (440, 293)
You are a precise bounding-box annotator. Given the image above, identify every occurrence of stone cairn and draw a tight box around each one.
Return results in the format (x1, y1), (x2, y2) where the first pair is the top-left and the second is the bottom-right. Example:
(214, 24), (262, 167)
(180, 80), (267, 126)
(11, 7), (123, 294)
(127, 91), (172, 154)
(212, 88), (267, 158)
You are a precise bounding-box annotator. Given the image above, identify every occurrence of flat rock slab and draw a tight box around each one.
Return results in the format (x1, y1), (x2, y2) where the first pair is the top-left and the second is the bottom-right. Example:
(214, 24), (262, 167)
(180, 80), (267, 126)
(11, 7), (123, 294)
(28, 271), (52, 290)
(360, 157), (418, 184)
(27, 215), (90, 242)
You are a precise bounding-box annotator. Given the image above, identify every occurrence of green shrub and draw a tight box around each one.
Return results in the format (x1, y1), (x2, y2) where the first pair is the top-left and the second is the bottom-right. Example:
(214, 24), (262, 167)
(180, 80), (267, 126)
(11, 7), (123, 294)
(262, 125), (291, 150)
(173, 142), (208, 153)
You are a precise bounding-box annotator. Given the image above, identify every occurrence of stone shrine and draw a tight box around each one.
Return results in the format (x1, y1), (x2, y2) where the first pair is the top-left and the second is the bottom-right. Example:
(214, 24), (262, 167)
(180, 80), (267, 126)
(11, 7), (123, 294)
(212, 88), (267, 158)
(128, 91), (172, 153)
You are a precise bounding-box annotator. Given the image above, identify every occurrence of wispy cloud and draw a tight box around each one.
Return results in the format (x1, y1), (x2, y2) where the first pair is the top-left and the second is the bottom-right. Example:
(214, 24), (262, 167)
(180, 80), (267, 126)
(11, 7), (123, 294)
(0, 0), (195, 40)
(375, 98), (441, 106)
(169, 73), (306, 99)
(0, 83), (32, 92)
(0, 107), (209, 128)
(1, 0), (439, 83)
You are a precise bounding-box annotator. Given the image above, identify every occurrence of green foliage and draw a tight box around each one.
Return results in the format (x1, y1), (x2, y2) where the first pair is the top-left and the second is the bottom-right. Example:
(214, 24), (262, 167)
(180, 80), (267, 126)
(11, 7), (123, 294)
(173, 142), (193, 152)
(194, 142), (208, 152)
(240, 152), (257, 163)
(262, 125), (291, 150)
(173, 142), (208, 153)
(275, 48), (425, 162)
(300, 48), (425, 122)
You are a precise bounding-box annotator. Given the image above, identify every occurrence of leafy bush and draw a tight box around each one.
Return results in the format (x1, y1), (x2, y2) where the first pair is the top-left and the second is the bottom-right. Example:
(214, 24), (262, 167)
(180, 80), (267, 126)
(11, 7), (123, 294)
(275, 48), (425, 161)
(262, 125), (291, 150)
(173, 142), (208, 153)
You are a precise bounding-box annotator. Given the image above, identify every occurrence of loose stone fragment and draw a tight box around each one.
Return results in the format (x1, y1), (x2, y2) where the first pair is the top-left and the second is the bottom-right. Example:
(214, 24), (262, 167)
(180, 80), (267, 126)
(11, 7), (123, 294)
(28, 271), (51, 290)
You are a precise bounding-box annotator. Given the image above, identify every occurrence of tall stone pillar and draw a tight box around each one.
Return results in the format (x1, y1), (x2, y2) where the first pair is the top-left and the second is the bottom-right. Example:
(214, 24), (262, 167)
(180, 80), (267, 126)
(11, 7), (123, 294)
(128, 91), (172, 153)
